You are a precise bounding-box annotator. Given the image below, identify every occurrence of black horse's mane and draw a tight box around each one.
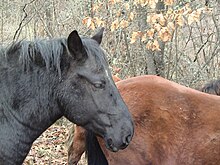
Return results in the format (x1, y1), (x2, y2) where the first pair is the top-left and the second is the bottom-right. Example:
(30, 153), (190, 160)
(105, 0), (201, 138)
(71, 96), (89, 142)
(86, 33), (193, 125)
(86, 131), (108, 165)
(0, 38), (70, 78)
(0, 37), (106, 78)
(0, 36), (107, 82)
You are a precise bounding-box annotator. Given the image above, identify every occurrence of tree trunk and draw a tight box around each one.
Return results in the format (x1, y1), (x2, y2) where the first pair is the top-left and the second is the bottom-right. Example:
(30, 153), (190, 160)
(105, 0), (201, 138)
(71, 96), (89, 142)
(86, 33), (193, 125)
(137, 6), (156, 75)
(153, 0), (165, 77)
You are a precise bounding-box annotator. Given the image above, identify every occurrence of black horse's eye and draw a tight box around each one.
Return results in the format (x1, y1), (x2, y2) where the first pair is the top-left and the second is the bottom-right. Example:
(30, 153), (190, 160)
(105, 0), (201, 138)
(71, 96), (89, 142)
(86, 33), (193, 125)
(94, 81), (105, 89)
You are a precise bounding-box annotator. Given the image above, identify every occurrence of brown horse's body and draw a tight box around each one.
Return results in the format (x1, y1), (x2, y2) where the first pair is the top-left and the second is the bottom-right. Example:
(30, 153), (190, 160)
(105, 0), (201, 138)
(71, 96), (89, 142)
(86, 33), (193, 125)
(68, 75), (220, 165)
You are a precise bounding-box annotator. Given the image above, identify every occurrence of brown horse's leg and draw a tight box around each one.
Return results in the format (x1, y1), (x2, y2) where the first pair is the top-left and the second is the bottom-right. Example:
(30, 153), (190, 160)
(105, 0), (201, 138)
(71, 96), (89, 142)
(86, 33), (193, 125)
(68, 125), (87, 165)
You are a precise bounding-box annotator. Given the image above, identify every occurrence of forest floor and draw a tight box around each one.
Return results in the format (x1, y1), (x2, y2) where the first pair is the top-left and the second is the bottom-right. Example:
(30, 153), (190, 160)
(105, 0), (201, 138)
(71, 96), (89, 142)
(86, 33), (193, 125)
(23, 118), (86, 165)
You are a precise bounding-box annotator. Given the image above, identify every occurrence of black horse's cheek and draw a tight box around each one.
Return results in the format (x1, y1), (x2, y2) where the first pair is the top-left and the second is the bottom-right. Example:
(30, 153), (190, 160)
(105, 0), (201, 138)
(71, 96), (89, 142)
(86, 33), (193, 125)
(57, 81), (95, 127)
(56, 90), (76, 122)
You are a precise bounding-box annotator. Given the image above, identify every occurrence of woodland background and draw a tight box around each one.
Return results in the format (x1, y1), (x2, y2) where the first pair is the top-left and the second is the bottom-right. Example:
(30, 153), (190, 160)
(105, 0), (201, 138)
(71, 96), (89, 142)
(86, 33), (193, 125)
(1, 0), (220, 164)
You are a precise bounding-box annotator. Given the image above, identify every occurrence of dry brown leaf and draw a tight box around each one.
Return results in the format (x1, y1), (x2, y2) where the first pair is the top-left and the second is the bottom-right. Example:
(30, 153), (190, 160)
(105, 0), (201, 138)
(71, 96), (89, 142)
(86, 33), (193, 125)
(146, 28), (155, 39)
(120, 20), (129, 28)
(188, 10), (201, 25)
(176, 15), (184, 26)
(149, 0), (157, 9)
(129, 12), (135, 21)
(125, 3), (130, 10)
(140, 0), (148, 7)
(94, 17), (105, 27)
(141, 33), (147, 42)
(167, 22), (175, 30)
(158, 14), (166, 26)
(164, 0), (174, 6)
(82, 17), (90, 25)
(158, 27), (172, 42)
(130, 31), (142, 44)
(111, 19), (120, 32)
(154, 23), (162, 32)
(146, 40), (153, 50)
(152, 40), (161, 51)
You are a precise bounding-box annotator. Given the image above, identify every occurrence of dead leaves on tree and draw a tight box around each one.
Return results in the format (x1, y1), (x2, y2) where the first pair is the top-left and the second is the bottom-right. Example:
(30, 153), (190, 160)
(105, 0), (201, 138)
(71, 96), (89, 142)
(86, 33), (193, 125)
(82, 1), (211, 51)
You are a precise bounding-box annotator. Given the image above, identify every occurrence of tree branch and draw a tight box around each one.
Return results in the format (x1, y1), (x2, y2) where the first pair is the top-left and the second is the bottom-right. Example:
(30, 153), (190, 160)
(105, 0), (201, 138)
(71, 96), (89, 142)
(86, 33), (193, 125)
(13, 0), (36, 42)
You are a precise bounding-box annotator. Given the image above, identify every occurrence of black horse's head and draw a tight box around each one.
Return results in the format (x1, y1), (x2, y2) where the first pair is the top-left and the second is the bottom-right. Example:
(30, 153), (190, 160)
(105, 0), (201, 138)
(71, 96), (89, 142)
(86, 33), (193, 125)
(58, 28), (134, 152)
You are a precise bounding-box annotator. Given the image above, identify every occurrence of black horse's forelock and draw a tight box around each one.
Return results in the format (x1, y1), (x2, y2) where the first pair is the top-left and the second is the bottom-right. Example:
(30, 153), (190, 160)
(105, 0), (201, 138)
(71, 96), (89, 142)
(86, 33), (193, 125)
(1, 38), (70, 78)
(86, 131), (109, 165)
(82, 38), (107, 71)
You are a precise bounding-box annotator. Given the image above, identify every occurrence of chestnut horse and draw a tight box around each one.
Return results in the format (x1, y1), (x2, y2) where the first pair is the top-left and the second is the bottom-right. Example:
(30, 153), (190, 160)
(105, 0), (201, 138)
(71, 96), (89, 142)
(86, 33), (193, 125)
(68, 75), (220, 165)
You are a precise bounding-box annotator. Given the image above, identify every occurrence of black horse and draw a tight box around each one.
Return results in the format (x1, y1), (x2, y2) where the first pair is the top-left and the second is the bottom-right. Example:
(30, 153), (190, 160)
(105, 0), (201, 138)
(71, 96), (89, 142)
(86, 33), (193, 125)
(0, 28), (134, 165)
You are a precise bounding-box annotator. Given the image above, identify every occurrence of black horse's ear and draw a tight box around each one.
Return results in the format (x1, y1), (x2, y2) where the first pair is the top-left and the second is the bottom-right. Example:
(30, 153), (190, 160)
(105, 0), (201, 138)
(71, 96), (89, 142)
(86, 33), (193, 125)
(67, 30), (87, 61)
(91, 27), (104, 45)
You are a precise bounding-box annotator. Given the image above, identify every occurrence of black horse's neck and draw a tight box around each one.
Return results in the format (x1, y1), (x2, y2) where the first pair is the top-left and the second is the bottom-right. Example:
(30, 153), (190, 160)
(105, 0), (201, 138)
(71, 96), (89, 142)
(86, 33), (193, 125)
(0, 67), (63, 164)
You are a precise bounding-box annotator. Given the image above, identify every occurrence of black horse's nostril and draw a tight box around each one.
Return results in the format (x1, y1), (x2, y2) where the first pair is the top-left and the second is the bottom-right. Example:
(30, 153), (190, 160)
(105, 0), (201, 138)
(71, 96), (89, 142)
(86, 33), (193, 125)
(126, 134), (132, 143)
(107, 138), (113, 148)
(125, 134), (132, 144)
(107, 138), (118, 152)
(121, 134), (132, 149)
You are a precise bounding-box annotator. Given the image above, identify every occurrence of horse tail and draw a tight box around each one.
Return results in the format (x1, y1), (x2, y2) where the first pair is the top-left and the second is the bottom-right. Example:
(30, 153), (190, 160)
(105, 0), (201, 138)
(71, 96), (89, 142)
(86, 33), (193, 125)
(86, 131), (108, 165)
